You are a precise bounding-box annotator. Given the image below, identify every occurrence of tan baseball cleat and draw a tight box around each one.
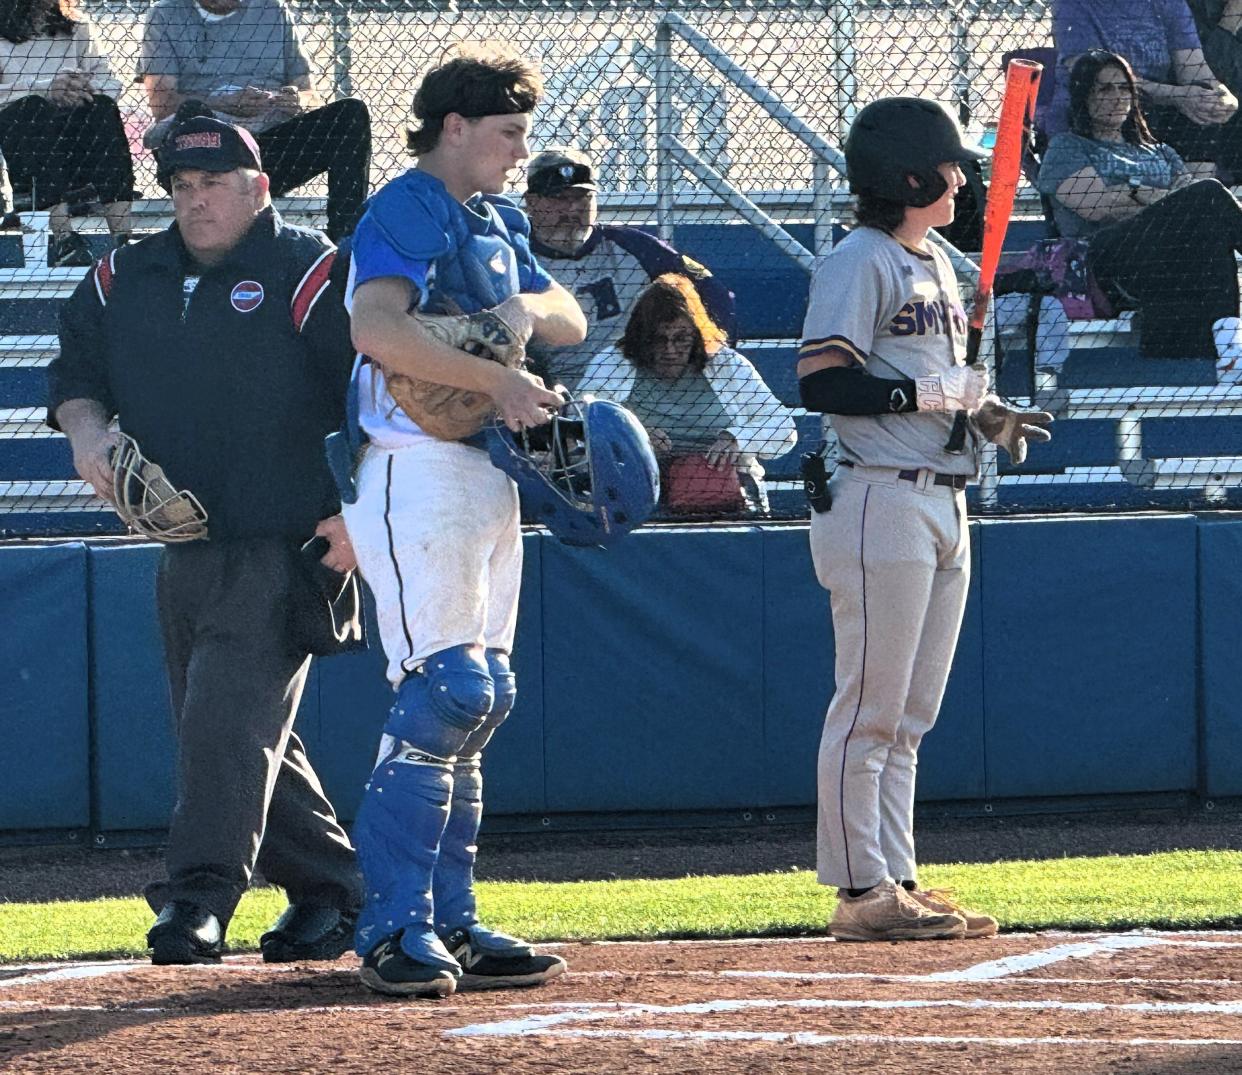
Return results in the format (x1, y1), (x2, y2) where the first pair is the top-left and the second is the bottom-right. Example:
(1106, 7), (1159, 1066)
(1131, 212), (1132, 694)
(829, 879), (966, 942)
(906, 887), (999, 939)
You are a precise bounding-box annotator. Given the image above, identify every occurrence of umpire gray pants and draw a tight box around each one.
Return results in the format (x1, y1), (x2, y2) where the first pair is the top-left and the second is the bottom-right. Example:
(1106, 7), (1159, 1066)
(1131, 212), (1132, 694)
(144, 539), (361, 925)
(809, 466), (970, 892)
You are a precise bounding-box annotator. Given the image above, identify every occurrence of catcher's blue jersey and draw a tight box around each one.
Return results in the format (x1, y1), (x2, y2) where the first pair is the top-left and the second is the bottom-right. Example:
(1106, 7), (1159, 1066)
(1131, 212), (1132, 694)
(346, 169), (554, 446)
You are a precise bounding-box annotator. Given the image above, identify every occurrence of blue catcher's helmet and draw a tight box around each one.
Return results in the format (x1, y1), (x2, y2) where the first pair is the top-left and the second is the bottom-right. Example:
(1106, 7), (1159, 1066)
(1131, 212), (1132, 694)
(486, 395), (660, 547)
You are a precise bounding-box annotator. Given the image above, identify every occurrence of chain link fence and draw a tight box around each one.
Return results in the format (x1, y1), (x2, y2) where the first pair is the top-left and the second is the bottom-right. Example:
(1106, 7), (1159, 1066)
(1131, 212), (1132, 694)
(7, 0), (1242, 537)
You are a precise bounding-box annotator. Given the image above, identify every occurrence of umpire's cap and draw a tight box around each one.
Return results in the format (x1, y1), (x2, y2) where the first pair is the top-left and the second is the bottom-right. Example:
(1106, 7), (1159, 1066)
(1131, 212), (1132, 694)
(844, 97), (986, 208)
(156, 115), (263, 191)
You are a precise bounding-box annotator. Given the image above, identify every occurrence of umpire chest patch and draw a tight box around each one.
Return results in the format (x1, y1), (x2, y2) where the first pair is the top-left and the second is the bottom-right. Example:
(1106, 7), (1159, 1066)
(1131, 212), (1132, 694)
(230, 280), (265, 313)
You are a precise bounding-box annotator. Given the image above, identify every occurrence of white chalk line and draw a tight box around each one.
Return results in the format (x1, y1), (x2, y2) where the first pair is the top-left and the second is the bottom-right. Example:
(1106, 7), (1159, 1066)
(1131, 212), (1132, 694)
(471, 1027), (1242, 1048)
(2, 930), (1239, 993)
(0, 1000), (463, 1016)
(446, 992), (1242, 1040)
(0, 958), (320, 991)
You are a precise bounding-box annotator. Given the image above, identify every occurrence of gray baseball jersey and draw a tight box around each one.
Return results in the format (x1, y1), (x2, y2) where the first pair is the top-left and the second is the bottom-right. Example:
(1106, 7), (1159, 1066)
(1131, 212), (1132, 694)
(800, 227), (979, 475)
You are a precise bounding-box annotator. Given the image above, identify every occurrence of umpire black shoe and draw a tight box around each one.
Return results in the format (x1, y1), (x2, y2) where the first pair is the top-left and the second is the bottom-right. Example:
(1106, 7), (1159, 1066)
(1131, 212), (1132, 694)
(147, 901), (224, 965)
(260, 903), (358, 963)
(443, 925), (567, 991)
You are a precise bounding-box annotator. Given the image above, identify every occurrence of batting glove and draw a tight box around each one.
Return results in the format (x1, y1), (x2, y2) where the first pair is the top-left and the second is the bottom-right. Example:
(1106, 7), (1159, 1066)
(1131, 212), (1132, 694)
(916, 364), (990, 414)
(974, 396), (1054, 466)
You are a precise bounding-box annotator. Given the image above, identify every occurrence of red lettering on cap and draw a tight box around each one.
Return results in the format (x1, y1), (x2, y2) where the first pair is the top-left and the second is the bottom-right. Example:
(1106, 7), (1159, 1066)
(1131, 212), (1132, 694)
(175, 132), (223, 150)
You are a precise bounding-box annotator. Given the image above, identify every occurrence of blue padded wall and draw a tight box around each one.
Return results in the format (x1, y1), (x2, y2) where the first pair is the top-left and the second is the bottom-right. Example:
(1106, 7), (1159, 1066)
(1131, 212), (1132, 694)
(979, 514), (1198, 798)
(307, 593), (392, 825)
(88, 544), (175, 832)
(541, 527), (767, 811)
(1196, 518), (1242, 797)
(918, 521), (987, 801)
(759, 526), (831, 806)
(0, 543), (90, 830)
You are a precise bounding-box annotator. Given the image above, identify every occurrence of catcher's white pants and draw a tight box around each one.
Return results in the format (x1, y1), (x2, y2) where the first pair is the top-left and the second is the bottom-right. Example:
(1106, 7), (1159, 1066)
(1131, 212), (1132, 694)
(809, 466), (970, 891)
(342, 439), (522, 687)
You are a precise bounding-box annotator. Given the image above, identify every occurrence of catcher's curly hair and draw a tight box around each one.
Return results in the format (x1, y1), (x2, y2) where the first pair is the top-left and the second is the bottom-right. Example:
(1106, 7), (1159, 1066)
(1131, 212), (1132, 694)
(620, 273), (727, 375)
(407, 42), (544, 156)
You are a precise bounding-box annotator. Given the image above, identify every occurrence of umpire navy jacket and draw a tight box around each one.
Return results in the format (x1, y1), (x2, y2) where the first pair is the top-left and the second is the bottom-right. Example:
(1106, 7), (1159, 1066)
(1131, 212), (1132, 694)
(48, 208), (354, 543)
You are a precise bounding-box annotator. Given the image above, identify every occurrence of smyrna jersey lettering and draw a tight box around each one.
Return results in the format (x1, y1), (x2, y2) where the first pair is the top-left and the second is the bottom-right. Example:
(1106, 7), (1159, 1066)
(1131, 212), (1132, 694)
(799, 226), (977, 476)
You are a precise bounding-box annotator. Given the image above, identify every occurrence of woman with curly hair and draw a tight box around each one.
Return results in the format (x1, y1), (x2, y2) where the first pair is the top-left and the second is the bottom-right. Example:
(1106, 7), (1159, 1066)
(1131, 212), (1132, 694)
(578, 272), (795, 513)
(0, 0), (135, 265)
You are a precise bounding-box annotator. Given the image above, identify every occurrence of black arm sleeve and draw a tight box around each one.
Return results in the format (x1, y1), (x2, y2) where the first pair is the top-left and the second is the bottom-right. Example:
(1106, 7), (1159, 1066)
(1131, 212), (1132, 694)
(798, 365), (918, 416)
(46, 271), (116, 431)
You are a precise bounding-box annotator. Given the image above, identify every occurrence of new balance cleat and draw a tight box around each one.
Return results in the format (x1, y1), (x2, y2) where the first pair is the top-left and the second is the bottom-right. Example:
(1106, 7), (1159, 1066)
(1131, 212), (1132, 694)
(443, 925), (567, 990)
(359, 935), (458, 998)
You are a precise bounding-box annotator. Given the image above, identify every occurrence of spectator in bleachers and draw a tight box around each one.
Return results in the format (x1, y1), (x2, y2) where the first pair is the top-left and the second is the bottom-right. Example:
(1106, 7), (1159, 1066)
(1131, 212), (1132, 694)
(0, 0), (136, 266)
(1049, 0), (1239, 179)
(523, 146), (735, 392)
(1039, 49), (1242, 363)
(577, 272), (794, 514)
(138, 0), (370, 240)
(1186, 1), (1242, 133)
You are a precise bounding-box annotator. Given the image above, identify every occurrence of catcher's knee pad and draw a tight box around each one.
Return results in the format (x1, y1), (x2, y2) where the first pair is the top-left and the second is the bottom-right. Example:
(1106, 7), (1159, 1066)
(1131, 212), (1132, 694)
(384, 644), (495, 761)
(458, 649), (516, 758)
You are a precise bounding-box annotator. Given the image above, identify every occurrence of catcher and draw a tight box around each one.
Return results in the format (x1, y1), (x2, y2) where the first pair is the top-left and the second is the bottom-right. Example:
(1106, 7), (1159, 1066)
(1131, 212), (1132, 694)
(47, 114), (364, 967)
(339, 42), (586, 998)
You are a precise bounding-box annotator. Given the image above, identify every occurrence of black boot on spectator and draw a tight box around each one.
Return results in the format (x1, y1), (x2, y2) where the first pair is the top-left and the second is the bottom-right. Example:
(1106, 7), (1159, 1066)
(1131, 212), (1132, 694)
(48, 231), (94, 269)
(147, 900), (224, 965)
(260, 903), (357, 963)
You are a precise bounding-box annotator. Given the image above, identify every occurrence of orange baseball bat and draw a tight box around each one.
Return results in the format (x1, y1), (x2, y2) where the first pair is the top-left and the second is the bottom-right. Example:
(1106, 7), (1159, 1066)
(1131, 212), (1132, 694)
(945, 57), (1043, 453)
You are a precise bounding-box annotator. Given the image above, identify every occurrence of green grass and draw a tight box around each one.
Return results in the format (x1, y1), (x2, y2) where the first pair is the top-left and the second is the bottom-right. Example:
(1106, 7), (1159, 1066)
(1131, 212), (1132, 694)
(2, 850), (1240, 963)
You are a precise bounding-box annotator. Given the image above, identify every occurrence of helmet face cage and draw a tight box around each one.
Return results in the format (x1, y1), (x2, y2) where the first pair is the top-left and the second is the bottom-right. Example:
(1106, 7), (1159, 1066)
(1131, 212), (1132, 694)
(110, 433), (209, 542)
(513, 397), (593, 509)
(487, 395), (659, 547)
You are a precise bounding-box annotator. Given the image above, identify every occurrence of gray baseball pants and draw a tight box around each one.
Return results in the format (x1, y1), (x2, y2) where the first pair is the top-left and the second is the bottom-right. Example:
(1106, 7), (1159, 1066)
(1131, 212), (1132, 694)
(809, 465), (970, 891)
(144, 539), (361, 924)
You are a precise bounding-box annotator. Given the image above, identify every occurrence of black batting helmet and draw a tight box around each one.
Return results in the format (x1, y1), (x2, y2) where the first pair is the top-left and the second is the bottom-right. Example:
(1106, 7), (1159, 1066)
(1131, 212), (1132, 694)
(844, 97), (986, 208)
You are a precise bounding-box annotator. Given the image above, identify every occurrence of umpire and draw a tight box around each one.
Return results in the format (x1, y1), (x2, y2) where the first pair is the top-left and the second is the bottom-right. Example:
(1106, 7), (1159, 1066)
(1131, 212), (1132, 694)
(47, 115), (364, 965)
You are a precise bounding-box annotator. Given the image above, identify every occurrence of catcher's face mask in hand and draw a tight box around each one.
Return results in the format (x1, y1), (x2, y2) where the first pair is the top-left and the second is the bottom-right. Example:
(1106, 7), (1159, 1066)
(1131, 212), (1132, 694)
(110, 433), (209, 542)
(486, 395), (660, 547)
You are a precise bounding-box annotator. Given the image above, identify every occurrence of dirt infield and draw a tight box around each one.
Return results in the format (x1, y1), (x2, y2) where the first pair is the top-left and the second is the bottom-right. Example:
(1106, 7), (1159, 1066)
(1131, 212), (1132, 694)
(3, 931), (1242, 1074)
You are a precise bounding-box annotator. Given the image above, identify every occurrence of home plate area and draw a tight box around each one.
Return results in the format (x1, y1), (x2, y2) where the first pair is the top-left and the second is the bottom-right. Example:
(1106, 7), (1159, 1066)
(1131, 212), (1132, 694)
(3, 932), (1242, 1074)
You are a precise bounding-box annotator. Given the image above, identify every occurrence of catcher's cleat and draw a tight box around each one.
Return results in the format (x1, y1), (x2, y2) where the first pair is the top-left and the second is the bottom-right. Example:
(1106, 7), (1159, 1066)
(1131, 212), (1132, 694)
(359, 935), (458, 998)
(829, 879), (965, 942)
(260, 904), (358, 963)
(906, 888), (998, 939)
(147, 900), (224, 965)
(443, 925), (567, 991)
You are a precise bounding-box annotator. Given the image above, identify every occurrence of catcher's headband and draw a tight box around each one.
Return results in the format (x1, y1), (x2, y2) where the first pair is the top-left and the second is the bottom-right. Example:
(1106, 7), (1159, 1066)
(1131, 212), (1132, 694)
(110, 433), (209, 543)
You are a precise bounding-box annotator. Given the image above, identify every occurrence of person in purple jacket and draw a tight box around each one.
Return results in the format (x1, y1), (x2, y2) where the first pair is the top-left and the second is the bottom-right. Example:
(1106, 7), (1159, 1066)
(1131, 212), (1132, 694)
(1050, 0), (1239, 177)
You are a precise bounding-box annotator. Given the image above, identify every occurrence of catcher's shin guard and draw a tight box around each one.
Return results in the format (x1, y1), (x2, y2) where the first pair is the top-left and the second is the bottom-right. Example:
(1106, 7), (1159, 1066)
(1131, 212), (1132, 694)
(433, 650), (516, 933)
(354, 646), (495, 962)
(351, 741), (458, 970)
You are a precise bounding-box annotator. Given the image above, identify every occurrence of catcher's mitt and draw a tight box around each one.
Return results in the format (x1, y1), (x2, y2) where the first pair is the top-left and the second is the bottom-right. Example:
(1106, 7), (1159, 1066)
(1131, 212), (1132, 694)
(383, 307), (530, 441)
(110, 432), (209, 542)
